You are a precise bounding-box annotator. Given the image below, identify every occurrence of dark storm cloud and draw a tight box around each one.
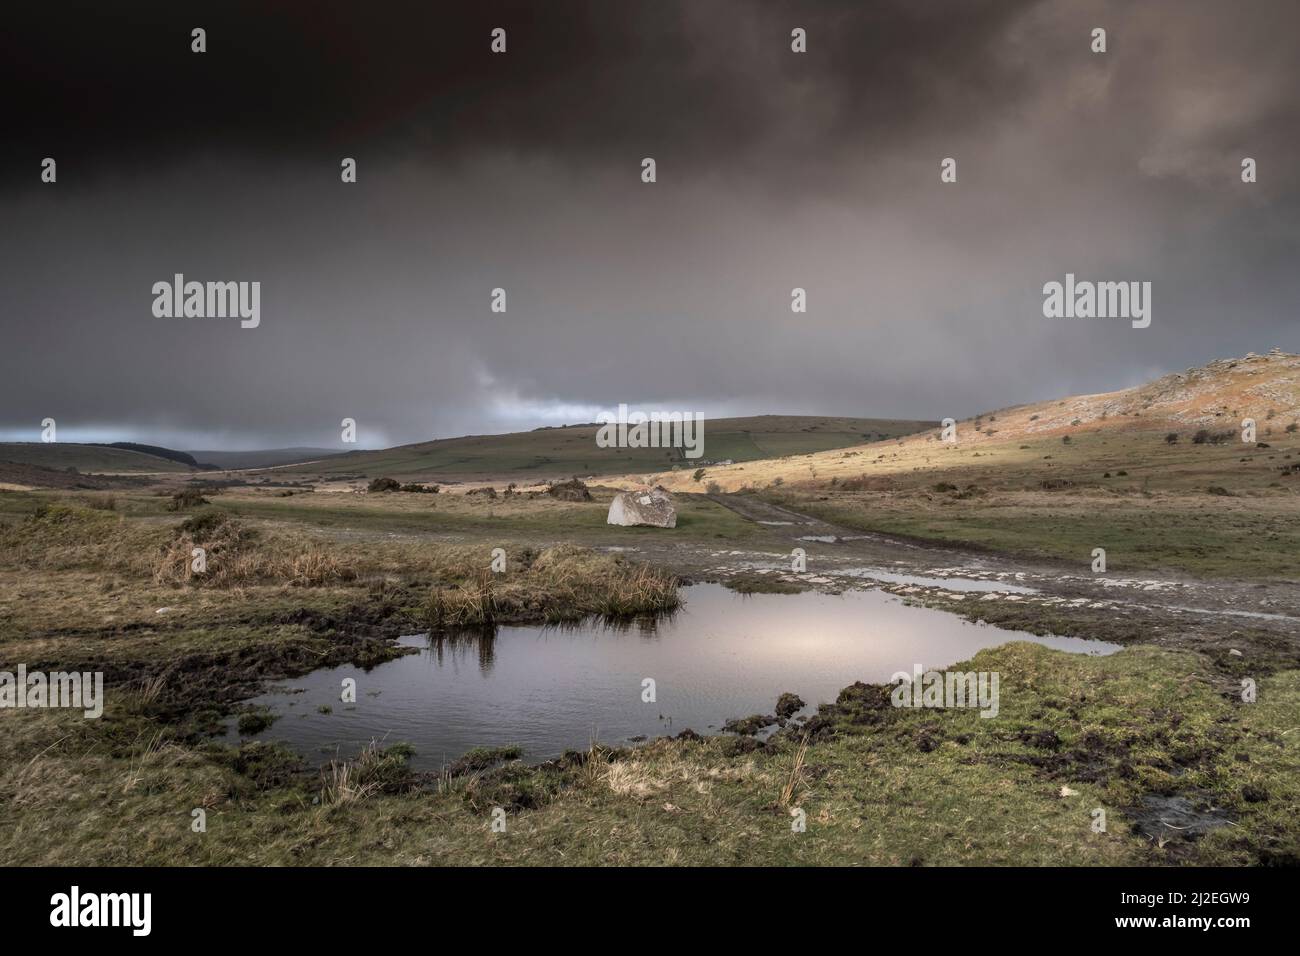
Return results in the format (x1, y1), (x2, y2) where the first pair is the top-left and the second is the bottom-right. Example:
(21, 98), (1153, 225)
(0, 0), (1037, 182)
(2, 0), (1298, 448)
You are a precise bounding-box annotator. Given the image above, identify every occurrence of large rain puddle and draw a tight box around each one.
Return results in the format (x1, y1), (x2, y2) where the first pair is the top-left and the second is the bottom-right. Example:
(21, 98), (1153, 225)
(228, 583), (1119, 770)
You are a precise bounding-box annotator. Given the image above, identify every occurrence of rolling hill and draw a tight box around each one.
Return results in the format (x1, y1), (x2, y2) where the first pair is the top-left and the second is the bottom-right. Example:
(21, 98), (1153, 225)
(190, 448), (345, 470)
(0, 442), (197, 474)
(621, 350), (1300, 580)
(277, 416), (937, 481)
(642, 349), (1300, 495)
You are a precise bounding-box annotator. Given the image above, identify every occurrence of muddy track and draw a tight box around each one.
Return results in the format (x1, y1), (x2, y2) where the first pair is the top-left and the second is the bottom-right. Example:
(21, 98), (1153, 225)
(610, 493), (1300, 671)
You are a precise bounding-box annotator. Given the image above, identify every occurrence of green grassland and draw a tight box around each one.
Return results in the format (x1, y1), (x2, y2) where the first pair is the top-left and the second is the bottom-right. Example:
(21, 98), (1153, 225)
(2, 635), (1295, 865)
(278, 415), (935, 480)
(1, 434), (1296, 866)
(211, 486), (757, 541)
(0, 482), (759, 546)
(0, 443), (194, 474)
(0, 487), (754, 652)
(765, 427), (1300, 580)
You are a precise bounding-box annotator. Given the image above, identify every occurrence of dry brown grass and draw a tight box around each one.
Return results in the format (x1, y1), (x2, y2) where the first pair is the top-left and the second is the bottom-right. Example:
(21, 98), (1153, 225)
(621, 352), (1300, 499)
(0, 503), (156, 574)
(779, 733), (810, 808)
(319, 741), (415, 805)
(425, 545), (678, 628)
(152, 513), (357, 588)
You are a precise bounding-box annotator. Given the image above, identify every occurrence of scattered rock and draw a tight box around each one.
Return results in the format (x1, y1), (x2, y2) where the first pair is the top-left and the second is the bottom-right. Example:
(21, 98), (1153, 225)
(607, 487), (677, 527)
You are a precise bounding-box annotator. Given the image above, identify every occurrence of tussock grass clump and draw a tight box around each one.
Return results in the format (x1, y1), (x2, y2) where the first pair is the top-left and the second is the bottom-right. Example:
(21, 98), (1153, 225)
(9, 502), (118, 541)
(236, 708), (276, 736)
(546, 478), (591, 501)
(0, 503), (154, 573)
(427, 571), (500, 627)
(320, 741), (416, 805)
(426, 545), (678, 629)
(459, 759), (571, 813)
(72, 493), (117, 511)
(399, 482), (438, 493)
(167, 487), (210, 511)
(154, 513), (357, 588)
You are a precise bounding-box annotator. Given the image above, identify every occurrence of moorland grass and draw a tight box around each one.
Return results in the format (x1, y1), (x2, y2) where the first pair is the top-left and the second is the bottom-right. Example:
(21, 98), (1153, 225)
(2, 641), (1296, 865)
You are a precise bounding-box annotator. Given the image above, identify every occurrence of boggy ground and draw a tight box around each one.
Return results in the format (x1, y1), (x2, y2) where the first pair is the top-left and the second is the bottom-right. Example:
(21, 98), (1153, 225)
(0, 480), (1296, 865)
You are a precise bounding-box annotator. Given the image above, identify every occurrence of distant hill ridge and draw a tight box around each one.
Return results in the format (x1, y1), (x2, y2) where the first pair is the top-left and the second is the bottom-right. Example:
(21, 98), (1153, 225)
(91, 442), (215, 470)
(947, 349), (1300, 445)
(275, 415), (938, 481)
(7, 353), (1293, 482)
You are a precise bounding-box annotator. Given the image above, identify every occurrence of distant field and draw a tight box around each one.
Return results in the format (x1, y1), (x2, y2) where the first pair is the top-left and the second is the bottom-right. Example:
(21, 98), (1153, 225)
(0, 442), (193, 474)
(191, 448), (344, 470)
(718, 427), (1300, 579)
(279, 415), (936, 480)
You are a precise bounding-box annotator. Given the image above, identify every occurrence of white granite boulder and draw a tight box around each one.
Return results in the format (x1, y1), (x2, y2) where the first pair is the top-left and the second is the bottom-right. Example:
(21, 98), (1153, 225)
(607, 487), (677, 528)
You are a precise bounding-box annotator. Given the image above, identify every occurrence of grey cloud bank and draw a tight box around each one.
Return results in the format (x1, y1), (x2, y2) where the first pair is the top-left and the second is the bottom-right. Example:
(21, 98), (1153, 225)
(1, 1), (1296, 448)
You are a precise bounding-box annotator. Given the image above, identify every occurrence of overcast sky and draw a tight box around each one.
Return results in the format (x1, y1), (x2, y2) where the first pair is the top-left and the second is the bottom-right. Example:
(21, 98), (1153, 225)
(2, 0), (1297, 450)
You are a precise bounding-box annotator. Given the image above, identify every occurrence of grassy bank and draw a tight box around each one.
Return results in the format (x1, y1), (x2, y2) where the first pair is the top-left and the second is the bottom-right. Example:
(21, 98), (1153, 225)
(2, 486), (1296, 866)
(2, 641), (1296, 865)
(0, 496), (682, 708)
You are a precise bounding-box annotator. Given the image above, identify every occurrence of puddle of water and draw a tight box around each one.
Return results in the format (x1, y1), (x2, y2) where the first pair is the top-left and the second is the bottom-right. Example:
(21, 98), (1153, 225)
(230, 583), (1118, 770)
(841, 567), (1039, 594)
